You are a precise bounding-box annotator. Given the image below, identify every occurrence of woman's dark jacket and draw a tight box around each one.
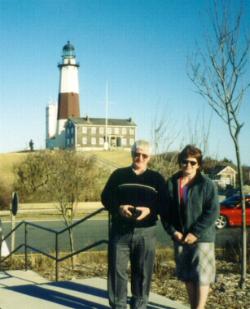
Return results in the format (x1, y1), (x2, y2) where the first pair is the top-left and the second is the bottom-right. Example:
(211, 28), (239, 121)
(162, 171), (219, 242)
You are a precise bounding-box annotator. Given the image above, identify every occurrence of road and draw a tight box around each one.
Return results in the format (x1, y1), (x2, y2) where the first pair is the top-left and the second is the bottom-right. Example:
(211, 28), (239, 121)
(1, 219), (246, 254)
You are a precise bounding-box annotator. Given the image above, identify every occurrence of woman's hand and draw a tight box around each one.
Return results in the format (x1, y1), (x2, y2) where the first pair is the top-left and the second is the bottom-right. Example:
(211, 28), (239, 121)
(183, 233), (198, 245)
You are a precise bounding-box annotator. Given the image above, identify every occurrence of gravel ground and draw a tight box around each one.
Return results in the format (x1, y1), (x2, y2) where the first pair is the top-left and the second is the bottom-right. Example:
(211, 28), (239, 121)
(151, 259), (250, 309)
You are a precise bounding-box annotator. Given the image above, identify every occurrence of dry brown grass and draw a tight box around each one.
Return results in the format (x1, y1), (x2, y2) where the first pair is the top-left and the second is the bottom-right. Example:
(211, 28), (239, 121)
(0, 152), (27, 186)
(4, 248), (178, 282)
(4, 251), (108, 281)
(93, 150), (131, 167)
(0, 150), (130, 189)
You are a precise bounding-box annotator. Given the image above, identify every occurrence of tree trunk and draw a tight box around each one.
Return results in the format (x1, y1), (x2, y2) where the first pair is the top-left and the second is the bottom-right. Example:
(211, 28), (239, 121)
(68, 227), (75, 270)
(234, 138), (247, 288)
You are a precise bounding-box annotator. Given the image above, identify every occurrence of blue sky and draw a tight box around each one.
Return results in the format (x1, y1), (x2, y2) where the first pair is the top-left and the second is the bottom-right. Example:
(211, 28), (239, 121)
(0, 0), (249, 164)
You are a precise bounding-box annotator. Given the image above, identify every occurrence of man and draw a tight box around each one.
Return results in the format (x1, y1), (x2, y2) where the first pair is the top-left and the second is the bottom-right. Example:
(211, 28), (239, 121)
(101, 140), (167, 309)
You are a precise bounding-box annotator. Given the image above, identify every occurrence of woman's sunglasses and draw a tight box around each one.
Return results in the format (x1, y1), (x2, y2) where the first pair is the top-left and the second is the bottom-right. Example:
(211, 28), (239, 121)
(181, 159), (197, 166)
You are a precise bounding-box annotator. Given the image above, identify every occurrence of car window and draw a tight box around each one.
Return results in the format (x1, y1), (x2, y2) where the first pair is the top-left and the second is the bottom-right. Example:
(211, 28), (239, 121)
(222, 196), (240, 205)
(221, 195), (250, 206)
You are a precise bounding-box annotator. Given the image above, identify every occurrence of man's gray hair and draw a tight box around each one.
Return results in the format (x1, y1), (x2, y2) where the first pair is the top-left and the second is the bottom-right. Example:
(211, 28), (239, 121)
(131, 140), (152, 154)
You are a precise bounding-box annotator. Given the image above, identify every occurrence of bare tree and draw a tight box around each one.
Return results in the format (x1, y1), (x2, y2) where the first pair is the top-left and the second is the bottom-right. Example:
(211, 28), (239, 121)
(188, 1), (250, 288)
(150, 104), (180, 179)
(186, 109), (213, 157)
(48, 151), (100, 268)
(15, 150), (105, 268)
(150, 103), (213, 179)
(151, 104), (179, 155)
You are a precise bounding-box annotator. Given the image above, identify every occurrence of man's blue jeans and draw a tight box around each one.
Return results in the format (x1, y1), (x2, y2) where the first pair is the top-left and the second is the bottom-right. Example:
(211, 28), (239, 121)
(108, 225), (156, 309)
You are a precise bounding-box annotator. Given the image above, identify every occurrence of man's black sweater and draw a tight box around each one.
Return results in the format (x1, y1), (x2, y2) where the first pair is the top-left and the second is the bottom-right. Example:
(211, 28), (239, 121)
(101, 166), (167, 232)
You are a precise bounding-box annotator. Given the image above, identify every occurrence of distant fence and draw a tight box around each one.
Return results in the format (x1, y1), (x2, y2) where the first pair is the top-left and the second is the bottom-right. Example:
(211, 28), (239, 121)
(0, 202), (104, 217)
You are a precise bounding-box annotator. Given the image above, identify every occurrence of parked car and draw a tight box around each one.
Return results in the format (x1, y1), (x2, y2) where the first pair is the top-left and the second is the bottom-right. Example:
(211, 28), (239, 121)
(215, 194), (250, 229)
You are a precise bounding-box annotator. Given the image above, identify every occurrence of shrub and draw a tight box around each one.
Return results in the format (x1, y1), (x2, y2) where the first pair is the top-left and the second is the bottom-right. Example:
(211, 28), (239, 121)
(0, 181), (12, 210)
(14, 150), (109, 203)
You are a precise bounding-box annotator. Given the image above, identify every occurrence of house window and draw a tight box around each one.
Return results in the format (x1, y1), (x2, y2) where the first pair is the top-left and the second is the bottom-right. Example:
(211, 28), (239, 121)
(129, 128), (134, 135)
(129, 138), (134, 145)
(82, 127), (87, 134)
(99, 137), (104, 145)
(66, 138), (70, 146)
(71, 127), (74, 134)
(82, 137), (87, 145)
(107, 127), (112, 134)
(91, 127), (96, 134)
(91, 137), (96, 145)
(71, 138), (74, 145)
(99, 127), (104, 134)
(114, 127), (119, 134)
(122, 127), (127, 135)
(122, 138), (127, 146)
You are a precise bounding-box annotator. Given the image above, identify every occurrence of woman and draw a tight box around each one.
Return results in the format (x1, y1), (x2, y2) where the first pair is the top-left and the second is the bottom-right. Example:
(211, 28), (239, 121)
(163, 145), (219, 309)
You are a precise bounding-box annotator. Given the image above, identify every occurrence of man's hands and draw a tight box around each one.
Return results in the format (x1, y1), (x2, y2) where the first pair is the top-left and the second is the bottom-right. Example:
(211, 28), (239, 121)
(119, 205), (134, 218)
(119, 205), (150, 221)
(135, 207), (150, 221)
(173, 231), (198, 245)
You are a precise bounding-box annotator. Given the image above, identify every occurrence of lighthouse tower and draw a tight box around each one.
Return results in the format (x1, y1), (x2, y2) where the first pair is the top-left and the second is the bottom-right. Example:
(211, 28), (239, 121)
(58, 41), (80, 121)
(53, 41), (80, 148)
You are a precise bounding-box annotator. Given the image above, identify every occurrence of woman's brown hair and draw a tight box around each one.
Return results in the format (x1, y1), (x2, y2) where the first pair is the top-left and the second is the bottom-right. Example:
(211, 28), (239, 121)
(178, 144), (203, 168)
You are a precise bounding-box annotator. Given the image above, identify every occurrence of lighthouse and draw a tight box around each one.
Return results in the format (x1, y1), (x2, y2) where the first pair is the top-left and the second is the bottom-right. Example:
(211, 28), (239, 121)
(46, 41), (80, 149)
(56, 41), (80, 147)
(58, 41), (80, 121)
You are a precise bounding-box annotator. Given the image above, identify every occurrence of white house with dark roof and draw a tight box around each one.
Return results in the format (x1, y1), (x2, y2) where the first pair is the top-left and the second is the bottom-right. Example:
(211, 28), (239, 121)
(65, 117), (136, 151)
(205, 165), (237, 188)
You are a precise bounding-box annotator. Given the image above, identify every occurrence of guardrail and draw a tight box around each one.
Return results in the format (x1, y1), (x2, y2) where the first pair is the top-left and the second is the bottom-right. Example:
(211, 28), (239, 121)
(0, 208), (109, 281)
(0, 202), (104, 217)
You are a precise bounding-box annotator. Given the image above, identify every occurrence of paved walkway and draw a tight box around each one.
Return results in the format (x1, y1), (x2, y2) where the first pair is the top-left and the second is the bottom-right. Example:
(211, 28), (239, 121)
(0, 270), (188, 309)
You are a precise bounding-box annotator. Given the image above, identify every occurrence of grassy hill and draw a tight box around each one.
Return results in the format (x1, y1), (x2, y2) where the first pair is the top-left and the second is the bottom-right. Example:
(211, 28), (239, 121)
(93, 150), (131, 169)
(0, 150), (131, 188)
(0, 152), (28, 187)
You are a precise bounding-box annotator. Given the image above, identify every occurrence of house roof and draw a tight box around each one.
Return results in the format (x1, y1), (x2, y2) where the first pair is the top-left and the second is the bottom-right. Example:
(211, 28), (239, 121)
(68, 117), (136, 126)
(205, 165), (237, 175)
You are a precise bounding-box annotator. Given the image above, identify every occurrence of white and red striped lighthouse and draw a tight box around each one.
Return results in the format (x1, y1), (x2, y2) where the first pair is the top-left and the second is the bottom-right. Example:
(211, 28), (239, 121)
(45, 41), (80, 149)
(55, 41), (80, 147)
(58, 41), (80, 120)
